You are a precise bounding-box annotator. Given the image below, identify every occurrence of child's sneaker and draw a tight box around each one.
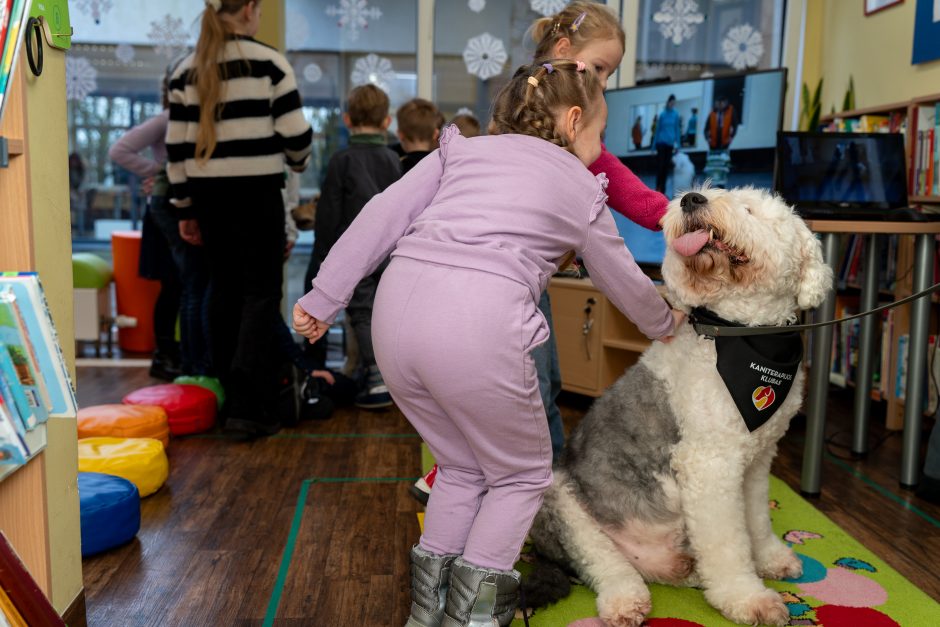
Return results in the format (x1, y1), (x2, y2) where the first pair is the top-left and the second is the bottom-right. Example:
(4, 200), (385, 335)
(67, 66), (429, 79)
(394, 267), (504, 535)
(409, 464), (438, 506)
(355, 365), (393, 409)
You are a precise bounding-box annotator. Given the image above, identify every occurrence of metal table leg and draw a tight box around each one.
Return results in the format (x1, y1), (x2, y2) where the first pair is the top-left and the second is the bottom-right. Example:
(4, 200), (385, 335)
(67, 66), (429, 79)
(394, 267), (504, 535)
(852, 234), (881, 457)
(900, 233), (934, 488)
(801, 232), (840, 496)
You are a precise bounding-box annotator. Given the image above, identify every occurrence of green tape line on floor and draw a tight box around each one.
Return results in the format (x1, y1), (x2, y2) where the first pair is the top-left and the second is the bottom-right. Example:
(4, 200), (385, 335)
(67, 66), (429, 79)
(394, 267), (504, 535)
(263, 477), (420, 627)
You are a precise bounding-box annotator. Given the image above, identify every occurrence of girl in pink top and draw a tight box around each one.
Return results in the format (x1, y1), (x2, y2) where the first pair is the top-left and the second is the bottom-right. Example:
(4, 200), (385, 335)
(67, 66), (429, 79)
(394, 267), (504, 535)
(294, 61), (683, 627)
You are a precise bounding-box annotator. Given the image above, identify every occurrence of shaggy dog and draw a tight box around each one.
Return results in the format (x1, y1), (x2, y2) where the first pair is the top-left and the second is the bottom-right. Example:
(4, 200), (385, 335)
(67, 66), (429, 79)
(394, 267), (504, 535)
(528, 186), (832, 627)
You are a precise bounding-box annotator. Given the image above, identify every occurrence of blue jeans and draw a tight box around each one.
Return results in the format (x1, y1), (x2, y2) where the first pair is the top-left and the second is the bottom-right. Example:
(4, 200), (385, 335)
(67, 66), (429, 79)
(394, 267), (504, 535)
(533, 290), (565, 461)
(150, 196), (212, 375)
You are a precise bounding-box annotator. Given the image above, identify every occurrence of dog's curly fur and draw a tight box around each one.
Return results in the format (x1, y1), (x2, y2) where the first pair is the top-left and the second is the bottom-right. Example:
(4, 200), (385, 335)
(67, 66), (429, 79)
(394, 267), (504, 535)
(527, 186), (832, 626)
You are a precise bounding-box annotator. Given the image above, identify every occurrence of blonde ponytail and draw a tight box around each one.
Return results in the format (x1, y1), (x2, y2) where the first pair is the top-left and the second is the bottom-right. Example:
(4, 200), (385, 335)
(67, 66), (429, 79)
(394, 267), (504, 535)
(192, 0), (255, 163)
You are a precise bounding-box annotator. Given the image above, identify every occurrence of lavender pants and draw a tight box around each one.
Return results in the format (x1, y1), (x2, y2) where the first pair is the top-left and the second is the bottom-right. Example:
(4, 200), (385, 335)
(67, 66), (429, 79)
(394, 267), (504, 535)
(373, 257), (554, 570)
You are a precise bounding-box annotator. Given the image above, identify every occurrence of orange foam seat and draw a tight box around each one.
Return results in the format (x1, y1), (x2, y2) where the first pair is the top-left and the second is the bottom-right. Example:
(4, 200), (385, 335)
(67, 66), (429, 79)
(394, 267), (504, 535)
(78, 404), (170, 448)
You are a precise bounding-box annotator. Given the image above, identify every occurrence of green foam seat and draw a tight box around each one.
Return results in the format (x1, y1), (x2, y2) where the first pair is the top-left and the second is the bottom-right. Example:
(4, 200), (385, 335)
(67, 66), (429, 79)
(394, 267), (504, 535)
(173, 375), (225, 409)
(73, 253), (113, 289)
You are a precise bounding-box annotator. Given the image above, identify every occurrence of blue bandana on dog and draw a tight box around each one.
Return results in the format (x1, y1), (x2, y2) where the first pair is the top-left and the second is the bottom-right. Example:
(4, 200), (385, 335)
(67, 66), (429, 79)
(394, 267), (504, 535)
(691, 308), (803, 432)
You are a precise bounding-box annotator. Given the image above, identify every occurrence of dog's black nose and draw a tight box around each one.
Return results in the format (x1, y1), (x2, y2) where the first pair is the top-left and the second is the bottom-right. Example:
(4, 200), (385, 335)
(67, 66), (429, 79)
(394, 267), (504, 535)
(680, 192), (708, 213)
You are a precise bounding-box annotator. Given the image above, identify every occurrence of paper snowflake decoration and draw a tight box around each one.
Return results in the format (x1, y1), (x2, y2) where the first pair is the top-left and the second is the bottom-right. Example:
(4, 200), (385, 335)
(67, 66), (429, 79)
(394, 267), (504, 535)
(721, 23), (764, 70)
(287, 10), (311, 49)
(74, 0), (113, 24)
(351, 54), (395, 91)
(529, 0), (567, 17)
(114, 43), (135, 65)
(463, 33), (508, 81)
(653, 0), (705, 46)
(303, 63), (323, 84)
(468, 0), (486, 12)
(148, 14), (190, 59)
(66, 56), (98, 101)
(326, 0), (382, 41)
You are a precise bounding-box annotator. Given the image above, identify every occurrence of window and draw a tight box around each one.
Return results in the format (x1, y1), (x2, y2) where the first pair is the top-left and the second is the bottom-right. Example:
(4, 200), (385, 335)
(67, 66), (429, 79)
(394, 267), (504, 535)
(635, 0), (786, 83)
(286, 0), (418, 205)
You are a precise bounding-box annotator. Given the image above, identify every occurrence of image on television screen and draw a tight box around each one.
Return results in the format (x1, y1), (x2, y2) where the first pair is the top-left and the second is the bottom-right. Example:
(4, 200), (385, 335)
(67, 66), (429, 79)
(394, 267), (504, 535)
(604, 69), (786, 198)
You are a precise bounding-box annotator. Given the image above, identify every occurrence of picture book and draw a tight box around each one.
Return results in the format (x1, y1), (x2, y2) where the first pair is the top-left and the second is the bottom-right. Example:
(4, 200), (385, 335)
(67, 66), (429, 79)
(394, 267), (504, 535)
(0, 275), (76, 418)
(0, 0), (31, 129)
(0, 346), (35, 430)
(0, 300), (46, 424)
(0, 395), (27, 466)
(0, 531), (64, 627)
(0, 583), (27, 627)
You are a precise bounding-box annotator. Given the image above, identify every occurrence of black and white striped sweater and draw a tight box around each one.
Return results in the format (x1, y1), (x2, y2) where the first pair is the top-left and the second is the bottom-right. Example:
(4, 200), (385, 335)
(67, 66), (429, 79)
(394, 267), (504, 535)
(166, 36), (312, 216)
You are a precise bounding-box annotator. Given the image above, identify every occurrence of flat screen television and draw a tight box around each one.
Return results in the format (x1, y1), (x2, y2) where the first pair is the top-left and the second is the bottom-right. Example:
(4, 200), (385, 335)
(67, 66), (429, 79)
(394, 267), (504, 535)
(773, 131), (909, 218)
(601, 69), (787, 267)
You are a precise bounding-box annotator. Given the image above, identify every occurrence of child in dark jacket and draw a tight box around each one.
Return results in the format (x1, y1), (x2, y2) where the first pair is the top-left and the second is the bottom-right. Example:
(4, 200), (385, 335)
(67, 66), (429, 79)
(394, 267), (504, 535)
(304, 84), (401, 409)
(395, 98), (443, 174)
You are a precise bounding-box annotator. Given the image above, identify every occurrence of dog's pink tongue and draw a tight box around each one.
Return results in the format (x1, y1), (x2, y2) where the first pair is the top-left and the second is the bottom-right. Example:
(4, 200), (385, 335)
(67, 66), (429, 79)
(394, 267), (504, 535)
(671, 229), (709, 257)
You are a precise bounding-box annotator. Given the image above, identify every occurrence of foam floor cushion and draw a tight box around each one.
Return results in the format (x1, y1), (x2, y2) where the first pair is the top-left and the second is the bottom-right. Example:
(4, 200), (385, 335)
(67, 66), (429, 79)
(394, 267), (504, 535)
(78, 404), (170, 447)
(78, 472), (140, 557)
(72, 253), (113, 289)
(173, 375), (225, 409)
(123, 384), (217, 436)
(78, 437), (169, 497)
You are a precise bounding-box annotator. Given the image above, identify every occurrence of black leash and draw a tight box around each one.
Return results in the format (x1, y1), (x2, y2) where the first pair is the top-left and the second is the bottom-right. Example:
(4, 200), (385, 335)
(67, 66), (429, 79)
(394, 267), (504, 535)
(692, 282), (940, 337)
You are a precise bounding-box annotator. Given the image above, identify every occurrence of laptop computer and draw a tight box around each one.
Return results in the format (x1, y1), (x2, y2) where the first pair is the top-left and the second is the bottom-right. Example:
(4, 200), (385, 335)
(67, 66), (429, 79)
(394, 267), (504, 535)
(774, 131), (940, 221)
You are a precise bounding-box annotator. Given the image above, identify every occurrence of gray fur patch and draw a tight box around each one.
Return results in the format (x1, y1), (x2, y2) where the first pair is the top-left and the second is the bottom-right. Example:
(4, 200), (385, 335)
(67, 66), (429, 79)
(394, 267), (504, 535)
(561, 363), (680, 526)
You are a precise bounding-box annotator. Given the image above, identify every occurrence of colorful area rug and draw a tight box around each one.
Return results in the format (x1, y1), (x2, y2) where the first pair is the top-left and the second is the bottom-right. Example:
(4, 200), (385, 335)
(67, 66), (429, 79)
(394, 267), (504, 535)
(511, 476), (939, 626)
(419, 445), (939, 626)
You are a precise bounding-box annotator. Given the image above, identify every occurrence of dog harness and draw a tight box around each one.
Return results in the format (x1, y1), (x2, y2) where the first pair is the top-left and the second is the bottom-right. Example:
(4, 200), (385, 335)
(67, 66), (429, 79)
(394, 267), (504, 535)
(690, 308), (803, 432)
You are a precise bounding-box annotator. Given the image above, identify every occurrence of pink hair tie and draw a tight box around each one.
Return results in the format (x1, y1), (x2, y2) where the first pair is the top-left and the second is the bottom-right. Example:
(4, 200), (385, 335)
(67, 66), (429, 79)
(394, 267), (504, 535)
(575, 60), (586, 72)
(542, 63), (554, 73)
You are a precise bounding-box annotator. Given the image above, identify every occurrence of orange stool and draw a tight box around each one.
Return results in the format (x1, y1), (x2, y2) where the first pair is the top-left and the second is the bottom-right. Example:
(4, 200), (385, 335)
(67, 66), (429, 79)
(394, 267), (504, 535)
(111, 230), (160, 353)
(78, 404), (170, 448)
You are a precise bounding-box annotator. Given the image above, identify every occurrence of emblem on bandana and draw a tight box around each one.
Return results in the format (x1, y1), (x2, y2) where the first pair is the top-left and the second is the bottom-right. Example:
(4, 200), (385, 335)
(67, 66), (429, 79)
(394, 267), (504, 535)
(691, 308), (802, 432)
(752, 386), (776, 411)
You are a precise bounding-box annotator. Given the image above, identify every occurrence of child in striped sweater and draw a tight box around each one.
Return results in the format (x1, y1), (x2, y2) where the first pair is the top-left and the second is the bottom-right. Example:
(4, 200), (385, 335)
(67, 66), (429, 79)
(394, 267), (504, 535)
(166, 0), (312, 438)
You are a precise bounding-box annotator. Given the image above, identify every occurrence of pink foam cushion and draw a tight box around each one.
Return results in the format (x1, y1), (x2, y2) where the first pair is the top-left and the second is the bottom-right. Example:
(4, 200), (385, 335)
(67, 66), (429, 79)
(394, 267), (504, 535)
(122, 384), (216, 436)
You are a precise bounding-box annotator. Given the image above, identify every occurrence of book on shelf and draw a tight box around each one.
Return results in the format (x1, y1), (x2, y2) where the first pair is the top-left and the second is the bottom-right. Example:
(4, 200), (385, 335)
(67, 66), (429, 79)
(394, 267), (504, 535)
(893, 333), (940, 415)
(0, 347), (33, 432)
(0, 301), (47, 426)
(0, 584), (28, 627)
(0, 395), (27, 467)
(0, 274), (76, 419)
(0, 532), (64, 627)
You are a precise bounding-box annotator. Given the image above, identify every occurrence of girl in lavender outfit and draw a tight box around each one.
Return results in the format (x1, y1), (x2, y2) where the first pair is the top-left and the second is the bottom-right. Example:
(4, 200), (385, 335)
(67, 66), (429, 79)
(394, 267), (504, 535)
(293, 60), (684, 627)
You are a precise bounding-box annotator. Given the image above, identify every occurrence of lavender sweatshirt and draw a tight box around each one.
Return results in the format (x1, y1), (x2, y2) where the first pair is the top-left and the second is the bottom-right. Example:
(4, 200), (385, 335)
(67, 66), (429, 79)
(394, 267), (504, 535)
(298, 126), (673, 340)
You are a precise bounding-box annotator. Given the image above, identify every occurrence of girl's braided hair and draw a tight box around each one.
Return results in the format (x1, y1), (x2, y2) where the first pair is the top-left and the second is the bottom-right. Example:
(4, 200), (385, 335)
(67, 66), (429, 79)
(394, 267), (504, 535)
(531, 1), (625, 61)
(489, 59), (603, 152)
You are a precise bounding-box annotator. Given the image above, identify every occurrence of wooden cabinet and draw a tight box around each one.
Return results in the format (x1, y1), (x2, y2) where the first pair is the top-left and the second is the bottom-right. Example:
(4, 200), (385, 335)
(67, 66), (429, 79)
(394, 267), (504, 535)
(548, 277), (652, 397)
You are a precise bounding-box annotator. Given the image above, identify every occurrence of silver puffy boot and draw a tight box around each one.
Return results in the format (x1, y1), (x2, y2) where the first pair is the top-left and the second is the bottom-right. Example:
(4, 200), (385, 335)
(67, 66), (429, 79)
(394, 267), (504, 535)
(405, 545), (459, 627)
(440, 557), (521, 627)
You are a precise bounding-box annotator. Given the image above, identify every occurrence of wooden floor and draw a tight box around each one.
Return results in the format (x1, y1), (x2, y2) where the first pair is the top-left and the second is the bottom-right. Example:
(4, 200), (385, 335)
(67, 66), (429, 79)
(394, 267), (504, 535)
(76, 366), (940, 626)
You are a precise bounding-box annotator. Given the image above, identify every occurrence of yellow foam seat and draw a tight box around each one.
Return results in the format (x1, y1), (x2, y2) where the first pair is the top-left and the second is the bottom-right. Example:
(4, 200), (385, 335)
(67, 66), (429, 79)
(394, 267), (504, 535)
(78, 404), (170, 448)
(77, 437), (169, 498)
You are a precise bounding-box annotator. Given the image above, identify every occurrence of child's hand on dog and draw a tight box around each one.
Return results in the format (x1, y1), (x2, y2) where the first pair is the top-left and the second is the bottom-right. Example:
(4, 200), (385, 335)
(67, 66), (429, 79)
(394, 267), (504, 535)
(656, 309), (687, 344)
(292, 303), (330, 343)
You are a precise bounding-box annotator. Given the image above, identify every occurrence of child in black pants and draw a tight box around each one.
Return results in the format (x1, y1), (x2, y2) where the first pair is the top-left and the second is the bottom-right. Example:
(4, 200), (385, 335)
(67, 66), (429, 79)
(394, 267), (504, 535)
(304, 84), (401, 409)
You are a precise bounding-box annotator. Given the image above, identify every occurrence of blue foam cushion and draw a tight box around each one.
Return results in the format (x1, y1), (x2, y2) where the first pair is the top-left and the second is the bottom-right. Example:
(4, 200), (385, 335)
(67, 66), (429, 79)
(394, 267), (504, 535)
(78, 472), (141, 557)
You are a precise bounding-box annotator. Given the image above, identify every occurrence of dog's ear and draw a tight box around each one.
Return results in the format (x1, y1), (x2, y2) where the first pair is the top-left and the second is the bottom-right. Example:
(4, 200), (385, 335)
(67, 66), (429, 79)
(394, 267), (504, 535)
(796, 224), (833, 310)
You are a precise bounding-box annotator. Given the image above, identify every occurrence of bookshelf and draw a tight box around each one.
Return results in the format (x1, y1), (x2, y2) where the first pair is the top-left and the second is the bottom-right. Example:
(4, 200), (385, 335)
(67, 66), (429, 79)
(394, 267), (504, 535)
(0, 70), (54, 603)
(802, 94), (940, 492)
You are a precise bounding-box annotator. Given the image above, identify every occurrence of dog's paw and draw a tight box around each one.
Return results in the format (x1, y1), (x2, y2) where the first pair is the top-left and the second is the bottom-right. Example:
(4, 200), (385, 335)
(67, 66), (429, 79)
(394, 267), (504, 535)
(596, 592), (651, 627)
(715, 588), (790, 626)
(755, 546), (803, 580)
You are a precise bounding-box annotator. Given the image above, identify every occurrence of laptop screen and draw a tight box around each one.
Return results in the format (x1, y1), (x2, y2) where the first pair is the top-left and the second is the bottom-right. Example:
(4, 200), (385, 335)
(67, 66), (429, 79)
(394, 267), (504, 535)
(774, 132), (908, 213)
